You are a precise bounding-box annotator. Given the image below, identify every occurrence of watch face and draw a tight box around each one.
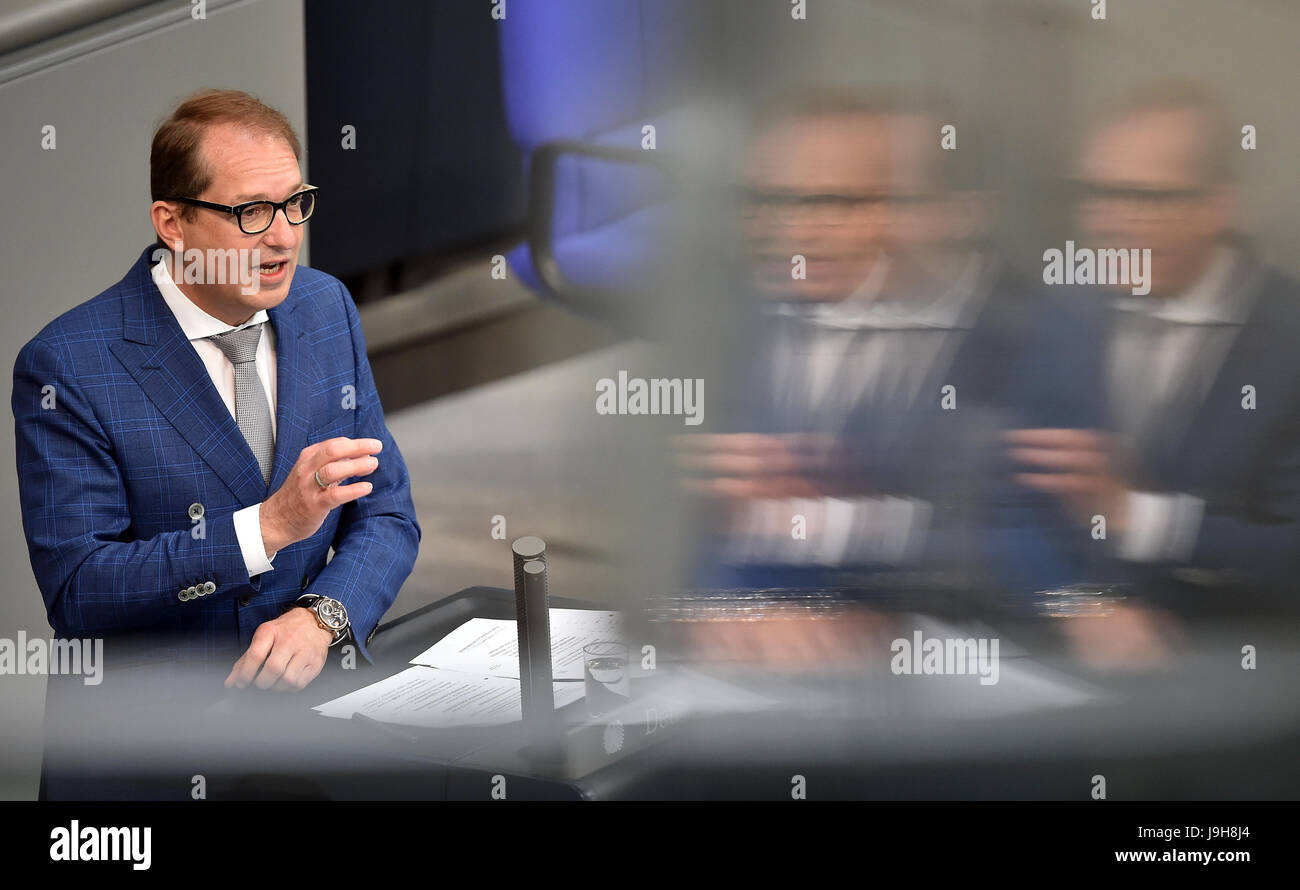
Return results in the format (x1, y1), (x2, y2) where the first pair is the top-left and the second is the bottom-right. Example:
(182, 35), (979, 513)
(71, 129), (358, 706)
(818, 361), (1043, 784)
(316, 598), (348, 631)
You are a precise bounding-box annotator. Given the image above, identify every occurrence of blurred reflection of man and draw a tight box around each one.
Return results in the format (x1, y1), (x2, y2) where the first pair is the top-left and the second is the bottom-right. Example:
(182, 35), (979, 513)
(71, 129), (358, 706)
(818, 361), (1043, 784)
(1011, 82), (1300, 622)
(681, 89), (1103, 619)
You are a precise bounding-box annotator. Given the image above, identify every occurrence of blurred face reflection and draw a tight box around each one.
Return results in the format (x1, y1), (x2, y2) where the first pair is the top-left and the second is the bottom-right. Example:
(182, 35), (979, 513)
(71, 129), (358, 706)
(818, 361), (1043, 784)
(1076, 108), (1232, 298)
(880, 111), (986, 295)
(740, 111), (891, 302)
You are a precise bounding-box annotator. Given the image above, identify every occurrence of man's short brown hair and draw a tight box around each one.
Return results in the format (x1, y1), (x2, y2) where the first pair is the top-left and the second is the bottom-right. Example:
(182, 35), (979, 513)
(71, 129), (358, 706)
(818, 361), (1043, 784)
(150, 88), (302, 226)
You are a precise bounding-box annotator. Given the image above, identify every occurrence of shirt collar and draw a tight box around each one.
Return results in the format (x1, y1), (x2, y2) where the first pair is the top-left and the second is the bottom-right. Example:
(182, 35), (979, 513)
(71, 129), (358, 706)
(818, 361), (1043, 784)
(768, 251), (989, 331)
(1114, 246), (1246, 325)
(151, 257), (269, 341)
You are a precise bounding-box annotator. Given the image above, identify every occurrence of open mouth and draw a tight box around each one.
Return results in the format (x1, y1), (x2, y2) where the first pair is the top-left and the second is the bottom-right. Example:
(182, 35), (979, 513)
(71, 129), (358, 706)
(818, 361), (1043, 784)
(258, 260), (288, 276)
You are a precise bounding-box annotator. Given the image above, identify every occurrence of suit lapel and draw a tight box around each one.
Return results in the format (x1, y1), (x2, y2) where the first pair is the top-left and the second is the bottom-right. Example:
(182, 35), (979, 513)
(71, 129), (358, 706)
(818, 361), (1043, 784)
(265, 296), (316, 493)
(109, 251), (266, 504)
(108, 247), (317, 506)
(1170, 269), (1276, 484)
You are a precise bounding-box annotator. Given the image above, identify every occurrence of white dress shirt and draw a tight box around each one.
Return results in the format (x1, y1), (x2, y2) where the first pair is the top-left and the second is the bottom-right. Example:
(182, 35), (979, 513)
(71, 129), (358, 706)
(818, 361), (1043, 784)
(152, 259), (279, 577)
(767, 252), (988, 428)
(723, 254), (988, 568)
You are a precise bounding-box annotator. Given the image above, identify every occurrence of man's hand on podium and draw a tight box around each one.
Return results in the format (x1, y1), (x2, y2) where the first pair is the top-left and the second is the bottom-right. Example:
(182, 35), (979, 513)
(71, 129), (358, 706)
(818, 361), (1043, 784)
(225, 607), (334, 691)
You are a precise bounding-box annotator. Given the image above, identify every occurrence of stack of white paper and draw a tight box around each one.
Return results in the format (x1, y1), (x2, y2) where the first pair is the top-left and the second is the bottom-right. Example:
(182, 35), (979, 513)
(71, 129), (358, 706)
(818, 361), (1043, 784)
(312, 609), (626, 728)
(313, 667), (586, 728)
(407, 609), (625, 679)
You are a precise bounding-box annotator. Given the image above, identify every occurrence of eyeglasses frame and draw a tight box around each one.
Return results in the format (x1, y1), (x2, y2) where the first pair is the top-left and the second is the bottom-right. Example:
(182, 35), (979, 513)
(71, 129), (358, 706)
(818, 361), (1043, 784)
(161, 185), (319, 234)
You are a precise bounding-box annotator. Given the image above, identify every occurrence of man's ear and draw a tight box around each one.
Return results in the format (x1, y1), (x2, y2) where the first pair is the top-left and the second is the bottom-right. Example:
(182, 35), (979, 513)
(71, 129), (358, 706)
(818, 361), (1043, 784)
(150, 200), (185, 252)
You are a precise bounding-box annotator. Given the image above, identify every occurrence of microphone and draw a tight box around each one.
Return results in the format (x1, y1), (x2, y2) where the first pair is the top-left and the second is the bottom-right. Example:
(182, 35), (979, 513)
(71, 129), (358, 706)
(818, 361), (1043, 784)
(511, 536), (554, 727)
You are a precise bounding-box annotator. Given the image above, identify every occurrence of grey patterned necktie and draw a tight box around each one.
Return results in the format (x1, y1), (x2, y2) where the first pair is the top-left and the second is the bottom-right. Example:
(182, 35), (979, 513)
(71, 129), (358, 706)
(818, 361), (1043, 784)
(207, 322), (274, 484)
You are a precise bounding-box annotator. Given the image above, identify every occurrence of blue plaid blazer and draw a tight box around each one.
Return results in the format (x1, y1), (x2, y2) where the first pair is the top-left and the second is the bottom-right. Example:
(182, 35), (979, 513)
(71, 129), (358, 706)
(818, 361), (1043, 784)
(12, 245), (421, 664)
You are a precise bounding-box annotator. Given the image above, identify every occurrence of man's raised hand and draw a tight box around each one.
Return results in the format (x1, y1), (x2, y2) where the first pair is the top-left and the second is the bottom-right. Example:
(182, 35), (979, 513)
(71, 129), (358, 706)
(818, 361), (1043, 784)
(260, 437), (382, 554)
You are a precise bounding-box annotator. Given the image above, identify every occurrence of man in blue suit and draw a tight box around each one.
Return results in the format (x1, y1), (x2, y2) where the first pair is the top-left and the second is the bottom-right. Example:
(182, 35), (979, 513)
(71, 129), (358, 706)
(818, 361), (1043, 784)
(677, 91), (1103, 669)
(12, 89), (421, 696)
(1010, 82), (1300, 637)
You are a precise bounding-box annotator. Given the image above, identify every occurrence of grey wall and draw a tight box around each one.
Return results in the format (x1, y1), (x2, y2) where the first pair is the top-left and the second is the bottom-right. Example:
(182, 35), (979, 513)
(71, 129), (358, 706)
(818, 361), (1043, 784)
(0, 0), (306, 800)
(0, 1), (156, 55)
(716, 0), (1300, 277)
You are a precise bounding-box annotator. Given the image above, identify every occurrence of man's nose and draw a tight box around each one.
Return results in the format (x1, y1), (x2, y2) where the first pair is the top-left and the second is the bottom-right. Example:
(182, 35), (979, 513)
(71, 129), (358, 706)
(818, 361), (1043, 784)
(260, 205), (298, 249)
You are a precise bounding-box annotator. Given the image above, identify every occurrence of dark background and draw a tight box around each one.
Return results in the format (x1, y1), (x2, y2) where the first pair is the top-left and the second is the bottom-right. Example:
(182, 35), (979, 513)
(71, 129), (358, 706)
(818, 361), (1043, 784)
(305, 0), (525, 300)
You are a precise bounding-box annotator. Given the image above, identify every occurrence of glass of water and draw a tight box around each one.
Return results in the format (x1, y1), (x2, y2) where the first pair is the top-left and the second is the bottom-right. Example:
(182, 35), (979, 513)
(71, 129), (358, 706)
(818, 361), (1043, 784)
(583, 641), (630, 718)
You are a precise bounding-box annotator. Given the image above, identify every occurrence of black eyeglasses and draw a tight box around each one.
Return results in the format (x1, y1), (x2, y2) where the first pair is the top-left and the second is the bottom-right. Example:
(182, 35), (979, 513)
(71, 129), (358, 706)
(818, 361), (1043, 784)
(163, 186), (318, 234)
(735, 186), (924, 225)
(1067, 180), (1211, 205)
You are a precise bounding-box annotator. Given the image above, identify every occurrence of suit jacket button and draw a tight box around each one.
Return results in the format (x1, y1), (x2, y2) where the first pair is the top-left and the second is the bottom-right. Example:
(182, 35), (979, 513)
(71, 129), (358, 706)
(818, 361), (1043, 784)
(187, 585), (199, 598)
(188, 503), (204, 520)
(203, 581), (217, 595)
(179, 588), (191, 602)
(238, 595), (252, 607)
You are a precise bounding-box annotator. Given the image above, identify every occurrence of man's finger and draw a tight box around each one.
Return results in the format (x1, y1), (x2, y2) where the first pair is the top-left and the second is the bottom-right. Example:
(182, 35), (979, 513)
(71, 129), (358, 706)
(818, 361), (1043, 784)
(1014, 472), (1097, 495)
(679, 449), (819, 478)
(708, 475), (822, 499)
(272, 651), (313, 692)
(673, 433), (788, 455)
(253, 647), (293, 690)
(297, 657), (324, 689)
(1004, 428), (1106, 449)
(313, 454), (379, 488)
(677, 452), (773, 477)
(774, 433), (840, 454)
(226, 626), (275, 688)
(270, 651), (304, 691)
(312, 437), (383, 465)
(1008, 446), (1107, 473)
(325, 480), (374, 506)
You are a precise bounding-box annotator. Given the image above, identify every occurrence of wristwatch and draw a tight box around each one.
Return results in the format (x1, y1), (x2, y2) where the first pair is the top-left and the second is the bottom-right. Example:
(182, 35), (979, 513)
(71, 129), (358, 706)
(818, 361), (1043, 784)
(296, 594), (351, 647)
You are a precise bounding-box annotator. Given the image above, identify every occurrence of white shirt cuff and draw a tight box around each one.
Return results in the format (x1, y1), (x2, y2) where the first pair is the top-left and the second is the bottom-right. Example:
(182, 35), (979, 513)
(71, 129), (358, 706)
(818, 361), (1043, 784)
(841, 496), (931, 565)
(234, 503), (277, 577)
(1119, 491), (1205, 562)
(722, 496), (931, 566)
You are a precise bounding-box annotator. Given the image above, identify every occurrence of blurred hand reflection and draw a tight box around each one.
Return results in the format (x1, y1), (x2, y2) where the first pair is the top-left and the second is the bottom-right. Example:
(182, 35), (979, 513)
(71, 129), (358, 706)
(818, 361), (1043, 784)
(1058, 602), (1180, 673)
(682, 606), (896, 672)
(1005, 428), (1130, 533)
(674, 432), (861, 500)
